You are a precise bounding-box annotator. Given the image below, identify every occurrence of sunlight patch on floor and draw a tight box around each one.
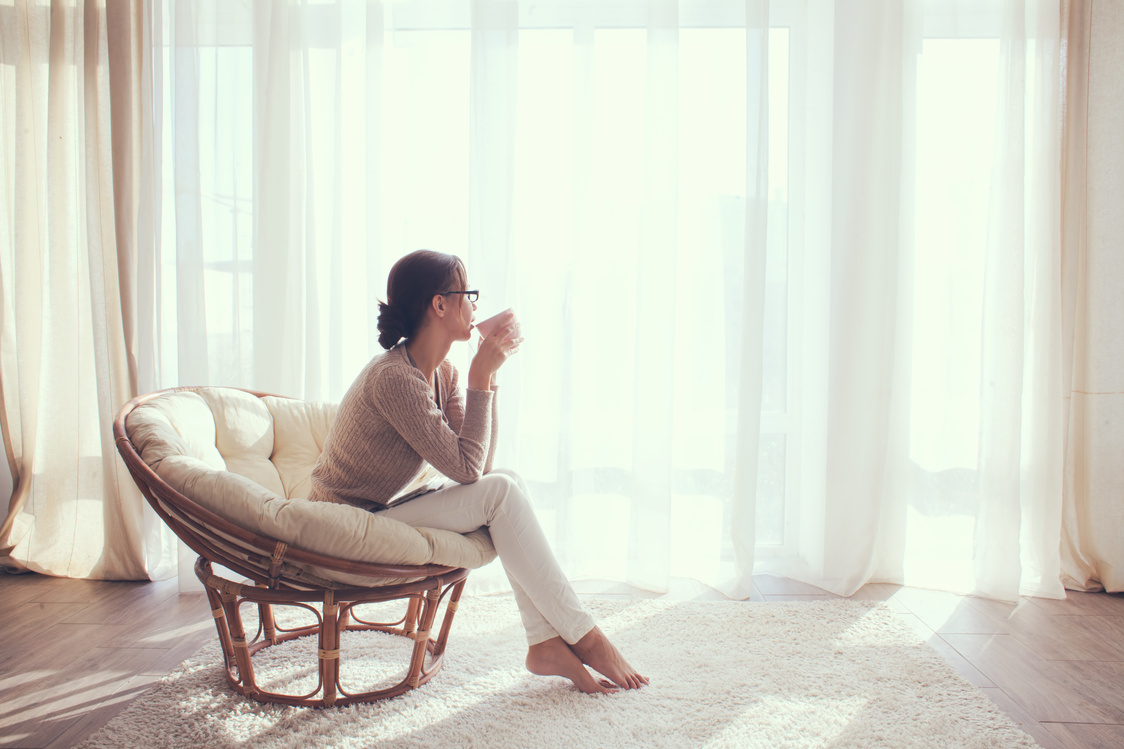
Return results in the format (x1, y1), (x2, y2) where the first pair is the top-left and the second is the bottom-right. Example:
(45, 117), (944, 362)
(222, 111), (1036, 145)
(137, 618), (212, 646)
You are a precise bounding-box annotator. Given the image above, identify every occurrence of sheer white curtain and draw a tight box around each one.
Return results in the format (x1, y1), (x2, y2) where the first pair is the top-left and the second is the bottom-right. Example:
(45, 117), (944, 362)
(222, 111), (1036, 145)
(782, 0), (1067, 600)
(0, 0), (168, 580)
(138, 0), (1076, 600)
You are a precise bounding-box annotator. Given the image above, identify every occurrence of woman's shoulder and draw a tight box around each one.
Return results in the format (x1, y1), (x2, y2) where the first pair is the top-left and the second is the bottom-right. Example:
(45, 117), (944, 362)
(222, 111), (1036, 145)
(361, 346), (426, 395)
(368, 344), (409, 371)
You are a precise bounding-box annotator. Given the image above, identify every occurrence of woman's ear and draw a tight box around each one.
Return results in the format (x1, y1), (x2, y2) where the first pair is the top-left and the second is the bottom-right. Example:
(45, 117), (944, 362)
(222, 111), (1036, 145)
(430, 294), (445, 318)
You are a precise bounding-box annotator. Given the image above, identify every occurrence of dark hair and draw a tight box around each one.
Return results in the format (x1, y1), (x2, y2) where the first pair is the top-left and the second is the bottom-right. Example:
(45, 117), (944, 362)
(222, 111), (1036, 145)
(376, 250), (467, 349)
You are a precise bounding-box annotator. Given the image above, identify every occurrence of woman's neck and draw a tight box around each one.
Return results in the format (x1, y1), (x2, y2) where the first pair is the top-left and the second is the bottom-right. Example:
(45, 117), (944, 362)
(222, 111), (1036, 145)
(403, 328), (452, 383)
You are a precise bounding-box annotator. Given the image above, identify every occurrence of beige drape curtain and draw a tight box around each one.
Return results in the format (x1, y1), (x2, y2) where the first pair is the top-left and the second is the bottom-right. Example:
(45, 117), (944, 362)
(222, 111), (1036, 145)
(1059, 0), (1124, 593)
(0, 0), (156, 580)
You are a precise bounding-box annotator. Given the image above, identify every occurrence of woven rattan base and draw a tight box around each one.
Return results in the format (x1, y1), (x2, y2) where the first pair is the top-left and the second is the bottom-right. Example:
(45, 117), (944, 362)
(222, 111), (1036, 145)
(196, 558), (468, 708)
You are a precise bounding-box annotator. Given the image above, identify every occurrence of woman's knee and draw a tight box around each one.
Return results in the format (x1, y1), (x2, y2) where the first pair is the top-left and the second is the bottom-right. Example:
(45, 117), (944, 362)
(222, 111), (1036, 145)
(478, 472), (530, 515)
(488, 467), (530, 494)
(480, 471), (521, 498)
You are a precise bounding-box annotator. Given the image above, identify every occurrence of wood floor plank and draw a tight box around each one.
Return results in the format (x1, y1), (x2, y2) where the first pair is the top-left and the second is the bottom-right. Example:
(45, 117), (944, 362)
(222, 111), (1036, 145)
(26, 577), (139, 605)
(850, 583), (910, 613)
(0, 672), (158, 748)
(893, 588), (1012, 635)
(0, 661), (147, 747)
(60, 578), (179, 625)
(1029, 591), (1124, 617)
(658, 578), (744, 602)
(1042, 721), (1124, 749)
(107, 593), (213, 650)
(752, 574), (835, 596)
(942, 633), (1124, 724)
(1015, 616), (1124, 663)
(0, 636), (215, 749)
(0, 601), (91, 631)
(43, 673), (165, 749)
(761, 594), (840, 601)
(145, 628), (216, 675)
(962, 596), (1124, 662)
(0, 572), (73, 606)
(892, 613), (997, 688)
(1056, 660), (1124, 713)
(0, 621), (135, 674)
(980, 687), (1065, 749)
(960, 595), (1047, 625)
(573, 578), (759, 602)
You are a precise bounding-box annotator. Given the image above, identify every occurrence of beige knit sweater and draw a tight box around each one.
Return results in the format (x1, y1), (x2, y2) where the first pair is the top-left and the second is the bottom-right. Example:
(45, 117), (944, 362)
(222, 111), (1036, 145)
(308, 344), (498, 511)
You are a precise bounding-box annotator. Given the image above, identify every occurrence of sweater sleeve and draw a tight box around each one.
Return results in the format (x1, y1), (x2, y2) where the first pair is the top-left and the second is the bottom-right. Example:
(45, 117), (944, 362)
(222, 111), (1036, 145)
(445, 363), (466, 435)
(371, 365), (493, 484)
(483, 385), (499, 474)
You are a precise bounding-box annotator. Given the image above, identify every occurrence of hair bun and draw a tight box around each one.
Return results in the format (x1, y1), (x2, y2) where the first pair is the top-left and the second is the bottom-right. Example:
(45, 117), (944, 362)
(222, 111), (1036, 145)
(377, 250), (466, 349)
(376, 302), (409, 349)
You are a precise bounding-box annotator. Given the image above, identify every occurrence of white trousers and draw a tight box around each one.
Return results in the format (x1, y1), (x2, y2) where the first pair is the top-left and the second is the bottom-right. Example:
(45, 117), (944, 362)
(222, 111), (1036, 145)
(376, 469), (596, 647)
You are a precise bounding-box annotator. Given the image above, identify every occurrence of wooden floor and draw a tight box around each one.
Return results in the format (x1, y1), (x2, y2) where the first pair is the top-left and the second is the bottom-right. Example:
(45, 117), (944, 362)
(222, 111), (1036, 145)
(1, 573), (1122, 749)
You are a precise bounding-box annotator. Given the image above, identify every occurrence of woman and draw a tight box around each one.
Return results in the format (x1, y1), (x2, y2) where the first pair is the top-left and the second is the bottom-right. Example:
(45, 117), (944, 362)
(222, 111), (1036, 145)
(309, 249), (647, 694)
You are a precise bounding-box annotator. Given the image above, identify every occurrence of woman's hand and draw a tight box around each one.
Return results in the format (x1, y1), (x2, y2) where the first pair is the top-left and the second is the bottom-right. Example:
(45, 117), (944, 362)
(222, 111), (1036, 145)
(468, 323), (522, 390)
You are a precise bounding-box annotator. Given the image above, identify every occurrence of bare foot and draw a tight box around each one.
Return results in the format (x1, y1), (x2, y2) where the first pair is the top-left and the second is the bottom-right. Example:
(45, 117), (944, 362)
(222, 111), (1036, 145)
(570, 626), (649, 690)
(526, 637), (617, 694)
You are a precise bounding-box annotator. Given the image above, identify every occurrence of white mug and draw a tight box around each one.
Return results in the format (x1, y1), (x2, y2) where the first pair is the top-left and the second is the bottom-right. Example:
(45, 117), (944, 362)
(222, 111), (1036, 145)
(475, 308), (521, 342)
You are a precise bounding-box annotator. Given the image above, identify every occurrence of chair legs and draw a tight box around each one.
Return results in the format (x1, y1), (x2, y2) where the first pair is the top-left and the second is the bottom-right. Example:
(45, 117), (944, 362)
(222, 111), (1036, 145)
(197, 558), (470, 708)
(320, 591), (341, 706)
(404, 596), (422, 636)
(431, 577), (465, 661)
(405, 590), (440, 688)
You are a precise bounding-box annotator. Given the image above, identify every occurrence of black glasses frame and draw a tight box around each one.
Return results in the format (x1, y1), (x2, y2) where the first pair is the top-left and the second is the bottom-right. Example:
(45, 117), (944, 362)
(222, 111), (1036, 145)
(441, 290), (479, 303)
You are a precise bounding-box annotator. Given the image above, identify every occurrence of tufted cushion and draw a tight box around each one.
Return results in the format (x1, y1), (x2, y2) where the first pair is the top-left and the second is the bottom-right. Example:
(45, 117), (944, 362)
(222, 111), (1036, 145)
(196, 388), (286, 496)
(125, 387), (496, 585)
(264, 396), (337, 499)
(126, 391), (227, 472)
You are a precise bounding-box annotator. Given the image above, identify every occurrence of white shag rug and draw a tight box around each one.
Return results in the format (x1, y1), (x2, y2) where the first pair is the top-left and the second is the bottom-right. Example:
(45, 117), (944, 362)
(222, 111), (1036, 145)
(78, 597), (1038, 749)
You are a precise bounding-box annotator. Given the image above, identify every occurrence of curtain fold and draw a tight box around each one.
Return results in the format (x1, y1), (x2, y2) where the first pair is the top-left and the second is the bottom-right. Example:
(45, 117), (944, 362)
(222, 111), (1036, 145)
(973, 0), (1065, 600)
(1, 0), (152, 580)
(1060, 0), (1124, 593)
(627, 0), (678, 592)
(819, 0), (912, 595)
(726, 0), (770, 600)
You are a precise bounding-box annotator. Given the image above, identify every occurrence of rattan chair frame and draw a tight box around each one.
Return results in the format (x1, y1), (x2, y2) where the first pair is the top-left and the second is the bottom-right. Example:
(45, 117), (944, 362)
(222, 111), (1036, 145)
(114, 386), (471, 707)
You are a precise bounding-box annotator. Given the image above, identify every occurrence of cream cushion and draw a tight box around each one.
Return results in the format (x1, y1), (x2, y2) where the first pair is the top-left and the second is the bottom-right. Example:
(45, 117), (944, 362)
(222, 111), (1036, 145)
(126, 388), (497, 587)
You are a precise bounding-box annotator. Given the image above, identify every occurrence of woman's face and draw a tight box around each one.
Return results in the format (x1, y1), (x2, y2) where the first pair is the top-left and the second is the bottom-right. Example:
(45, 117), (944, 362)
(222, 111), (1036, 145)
(444, 282), (477, 342)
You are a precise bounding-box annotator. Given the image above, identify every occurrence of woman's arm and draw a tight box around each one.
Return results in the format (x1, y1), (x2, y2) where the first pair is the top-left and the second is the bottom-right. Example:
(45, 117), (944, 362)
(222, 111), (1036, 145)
(372, 365), (493, 484)
(483, 384), (499, 474)
(446, 363), (500, 475)
(445, 363), (466, 435)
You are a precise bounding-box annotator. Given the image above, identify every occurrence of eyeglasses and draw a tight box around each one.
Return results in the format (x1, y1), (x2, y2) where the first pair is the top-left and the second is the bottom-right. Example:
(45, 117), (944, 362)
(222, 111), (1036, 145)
(441, 290), (479, 303)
